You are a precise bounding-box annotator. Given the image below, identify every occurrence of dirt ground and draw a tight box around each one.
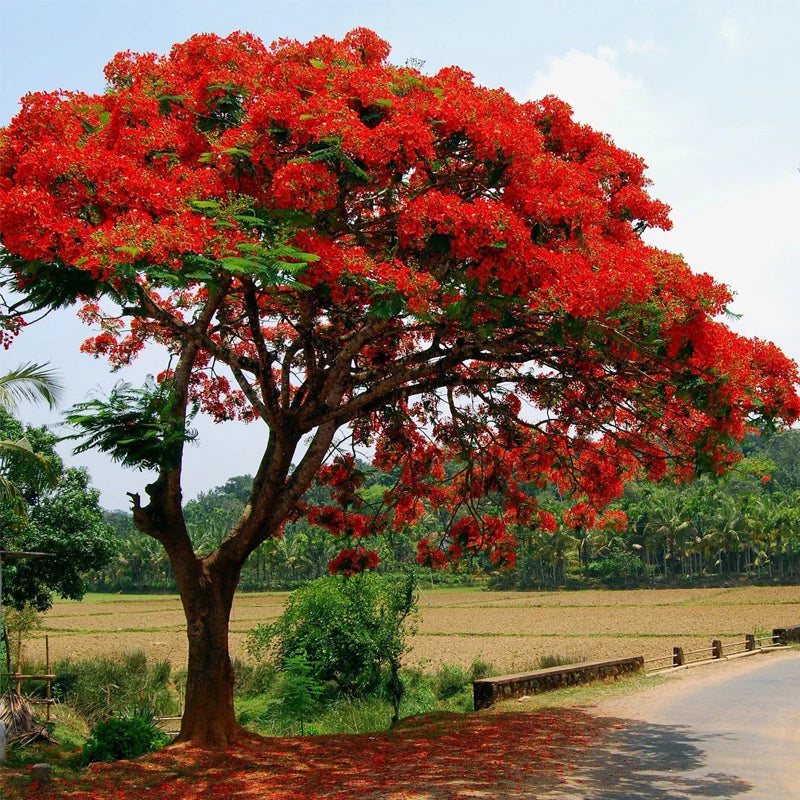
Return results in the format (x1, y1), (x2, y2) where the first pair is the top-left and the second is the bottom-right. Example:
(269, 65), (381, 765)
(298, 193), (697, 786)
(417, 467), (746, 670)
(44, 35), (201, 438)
(20, 585), (800, 672)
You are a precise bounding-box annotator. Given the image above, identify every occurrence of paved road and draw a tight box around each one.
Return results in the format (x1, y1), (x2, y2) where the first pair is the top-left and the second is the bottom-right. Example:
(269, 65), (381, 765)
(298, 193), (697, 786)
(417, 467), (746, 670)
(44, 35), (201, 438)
(541, 651), (800, 800)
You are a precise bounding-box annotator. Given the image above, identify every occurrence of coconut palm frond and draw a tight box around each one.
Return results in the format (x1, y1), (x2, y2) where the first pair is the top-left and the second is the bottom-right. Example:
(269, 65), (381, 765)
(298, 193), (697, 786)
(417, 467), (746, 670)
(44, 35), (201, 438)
(0, 437), (60, 505)
(0, 362), (63, 411)
(0, 690), (53, 747)
(0, 471), (27, 517)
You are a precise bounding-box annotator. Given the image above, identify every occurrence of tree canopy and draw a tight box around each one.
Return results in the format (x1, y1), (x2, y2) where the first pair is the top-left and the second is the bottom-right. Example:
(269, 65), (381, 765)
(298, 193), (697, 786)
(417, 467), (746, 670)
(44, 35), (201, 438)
(0, 410), (115, 611)
(1, 29), (797, 746)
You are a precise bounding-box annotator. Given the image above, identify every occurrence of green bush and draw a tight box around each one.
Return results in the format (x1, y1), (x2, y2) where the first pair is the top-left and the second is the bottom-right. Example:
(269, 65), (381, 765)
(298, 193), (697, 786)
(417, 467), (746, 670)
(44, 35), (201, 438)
(82, 711), (169, 764)
(469, 657), (495, 681)
(393, 667), (439, 718)
(587, 547), (642, 587)
(432, 664), (469, 700)
(247, 571), (416, 700)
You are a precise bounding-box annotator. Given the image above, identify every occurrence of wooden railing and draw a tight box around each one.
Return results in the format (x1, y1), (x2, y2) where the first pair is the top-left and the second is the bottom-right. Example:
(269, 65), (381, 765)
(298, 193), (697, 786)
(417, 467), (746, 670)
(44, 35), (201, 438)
(644, 632), (783, 672)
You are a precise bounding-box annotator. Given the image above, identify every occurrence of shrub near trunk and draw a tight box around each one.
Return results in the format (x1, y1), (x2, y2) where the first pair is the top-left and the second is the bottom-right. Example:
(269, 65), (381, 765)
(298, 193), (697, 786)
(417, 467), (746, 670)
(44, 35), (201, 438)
(247, 572), (417, 702)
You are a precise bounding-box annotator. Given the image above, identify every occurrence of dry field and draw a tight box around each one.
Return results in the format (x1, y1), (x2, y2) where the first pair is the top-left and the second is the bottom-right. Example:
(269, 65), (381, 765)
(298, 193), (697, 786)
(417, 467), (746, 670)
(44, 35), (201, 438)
(20, 585), (800, 673)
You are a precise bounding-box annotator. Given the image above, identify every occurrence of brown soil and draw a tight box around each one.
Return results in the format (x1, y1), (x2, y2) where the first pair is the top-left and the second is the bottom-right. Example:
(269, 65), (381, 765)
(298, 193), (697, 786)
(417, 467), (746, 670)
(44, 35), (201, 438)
(19, 586), (800, 671)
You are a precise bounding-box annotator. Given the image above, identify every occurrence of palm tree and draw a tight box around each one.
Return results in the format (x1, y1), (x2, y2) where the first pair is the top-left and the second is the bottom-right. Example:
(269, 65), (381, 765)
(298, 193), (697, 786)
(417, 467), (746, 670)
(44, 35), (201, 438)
(0, 362), (62, 511)
(642, 489), (694, 578)
(0, 363), (61, 412)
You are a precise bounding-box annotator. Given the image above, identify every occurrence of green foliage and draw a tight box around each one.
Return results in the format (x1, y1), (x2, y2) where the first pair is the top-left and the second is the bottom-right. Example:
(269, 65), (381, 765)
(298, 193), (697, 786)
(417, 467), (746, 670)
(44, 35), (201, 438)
(393, 668), (438, 719)
(275, 651), (323, 734)
(0, 411), (115, 611)
(64, 378), (198, 471)
(247, 571), (417, 699)
(184, 475), (251, 556)
(586, 546), (642, 587)
(235, 659), (479, 738)
(468, 656), (495, 681)
(0, 409), (61, 510)
(44, 651), (179, 725)
(232, 658), (276, 697)
(431, 664), (469, 700)
(49, 704), (91, 750)
(91, 509), (174, 592)
(307, 697), (391, 735)
(82, 711), (169, 764)
(0, 362), (62, 411)
(237, 692), (394, 737)
(89, 429), (800, 596)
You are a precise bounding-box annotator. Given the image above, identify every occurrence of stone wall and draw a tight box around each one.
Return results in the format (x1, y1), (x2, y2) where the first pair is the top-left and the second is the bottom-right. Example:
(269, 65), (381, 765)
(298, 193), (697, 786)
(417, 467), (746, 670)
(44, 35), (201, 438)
(473, 656), (644, 710)
(773, 625), (800, 644)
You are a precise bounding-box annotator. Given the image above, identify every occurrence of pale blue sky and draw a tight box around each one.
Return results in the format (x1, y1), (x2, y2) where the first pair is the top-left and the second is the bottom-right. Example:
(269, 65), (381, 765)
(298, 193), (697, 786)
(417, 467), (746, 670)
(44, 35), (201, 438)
(2, 1), (799, 508)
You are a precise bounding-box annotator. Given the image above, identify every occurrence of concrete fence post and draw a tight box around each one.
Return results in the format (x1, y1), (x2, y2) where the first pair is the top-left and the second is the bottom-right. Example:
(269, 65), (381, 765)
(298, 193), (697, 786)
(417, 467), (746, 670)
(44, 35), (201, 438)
(712, 639), (723, 659)
(672, 646), (684, 667)
(31, 763), (52, 785)
(745, 633), (756, 651)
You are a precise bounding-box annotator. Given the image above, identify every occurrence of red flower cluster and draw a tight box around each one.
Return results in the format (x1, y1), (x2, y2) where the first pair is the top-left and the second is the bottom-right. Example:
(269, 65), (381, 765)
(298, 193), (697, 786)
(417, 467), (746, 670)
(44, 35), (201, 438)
(328, 546), (379, 576)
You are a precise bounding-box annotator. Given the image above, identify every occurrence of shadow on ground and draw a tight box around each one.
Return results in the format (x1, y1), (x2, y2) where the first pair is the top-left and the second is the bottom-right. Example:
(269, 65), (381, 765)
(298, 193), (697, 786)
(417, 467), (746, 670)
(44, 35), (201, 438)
(538, 715), (751, 800)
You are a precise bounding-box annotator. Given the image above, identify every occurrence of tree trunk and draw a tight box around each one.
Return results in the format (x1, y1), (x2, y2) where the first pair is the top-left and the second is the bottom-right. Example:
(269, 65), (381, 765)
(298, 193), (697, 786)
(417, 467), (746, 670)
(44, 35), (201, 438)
(174, 559), (253, 747)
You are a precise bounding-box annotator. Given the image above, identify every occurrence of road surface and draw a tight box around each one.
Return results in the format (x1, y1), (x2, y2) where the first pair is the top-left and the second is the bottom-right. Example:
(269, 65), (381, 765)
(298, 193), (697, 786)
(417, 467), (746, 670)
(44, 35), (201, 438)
(542, 650), (800, 800)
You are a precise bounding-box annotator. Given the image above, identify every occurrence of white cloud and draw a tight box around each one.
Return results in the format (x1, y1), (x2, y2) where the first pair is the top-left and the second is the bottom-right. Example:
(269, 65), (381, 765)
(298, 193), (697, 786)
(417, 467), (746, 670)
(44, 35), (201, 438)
(718, 17), (743, 49)
(596, 45), (619, 62)
(528, 48), (644, 135)
(625, 37), (668, 54)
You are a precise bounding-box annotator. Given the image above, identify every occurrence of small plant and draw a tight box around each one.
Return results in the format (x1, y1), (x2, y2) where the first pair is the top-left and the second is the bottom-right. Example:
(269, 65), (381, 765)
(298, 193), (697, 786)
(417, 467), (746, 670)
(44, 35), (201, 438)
(81, 709), (169, 763)
(469, 656), (495, 682)
(536, 653), (586, 670)
(276, 651), (322, 735)
(432, 664), (469, 700)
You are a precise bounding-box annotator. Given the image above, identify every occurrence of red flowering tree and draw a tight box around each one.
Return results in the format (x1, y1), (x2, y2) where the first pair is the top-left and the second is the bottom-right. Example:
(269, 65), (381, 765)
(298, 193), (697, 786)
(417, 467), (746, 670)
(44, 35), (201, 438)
(1, 29), (797, 746)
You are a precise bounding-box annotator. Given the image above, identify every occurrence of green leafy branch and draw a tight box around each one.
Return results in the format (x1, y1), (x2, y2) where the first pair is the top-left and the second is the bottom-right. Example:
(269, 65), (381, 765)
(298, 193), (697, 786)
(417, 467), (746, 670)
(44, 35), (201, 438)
(64, 379), (198, 472)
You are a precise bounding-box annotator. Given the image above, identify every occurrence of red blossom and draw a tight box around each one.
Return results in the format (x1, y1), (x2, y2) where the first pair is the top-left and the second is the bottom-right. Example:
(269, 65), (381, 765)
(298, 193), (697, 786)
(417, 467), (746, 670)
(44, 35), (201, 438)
(328, 545), (379, 576)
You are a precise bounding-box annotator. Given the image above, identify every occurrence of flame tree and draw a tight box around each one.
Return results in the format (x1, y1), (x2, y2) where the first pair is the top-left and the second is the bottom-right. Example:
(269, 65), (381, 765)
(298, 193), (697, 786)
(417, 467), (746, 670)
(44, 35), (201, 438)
(1, 30), (797, 746)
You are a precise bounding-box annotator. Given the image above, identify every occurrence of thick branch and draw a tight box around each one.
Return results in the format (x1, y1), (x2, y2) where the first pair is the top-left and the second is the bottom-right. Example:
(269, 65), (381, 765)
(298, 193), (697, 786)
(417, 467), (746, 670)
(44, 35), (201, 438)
(242, 278), (281, 418)
(135, 284), (261, 375)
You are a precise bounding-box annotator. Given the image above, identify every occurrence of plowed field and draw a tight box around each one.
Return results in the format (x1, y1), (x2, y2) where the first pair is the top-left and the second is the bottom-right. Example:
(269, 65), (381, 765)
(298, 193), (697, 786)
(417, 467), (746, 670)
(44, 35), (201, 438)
(21, 585), (800, 671)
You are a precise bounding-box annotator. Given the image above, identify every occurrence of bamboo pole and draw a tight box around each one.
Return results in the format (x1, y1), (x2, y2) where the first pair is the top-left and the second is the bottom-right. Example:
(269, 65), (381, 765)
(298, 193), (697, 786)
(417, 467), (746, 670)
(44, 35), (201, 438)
(15, 629), (22, 694)
(45, 635), (51, 722)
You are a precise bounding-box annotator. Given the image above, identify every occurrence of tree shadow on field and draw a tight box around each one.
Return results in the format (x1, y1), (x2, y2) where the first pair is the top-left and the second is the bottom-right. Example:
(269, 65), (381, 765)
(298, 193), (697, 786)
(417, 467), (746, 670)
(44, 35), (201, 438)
(537, 714), (752, 800)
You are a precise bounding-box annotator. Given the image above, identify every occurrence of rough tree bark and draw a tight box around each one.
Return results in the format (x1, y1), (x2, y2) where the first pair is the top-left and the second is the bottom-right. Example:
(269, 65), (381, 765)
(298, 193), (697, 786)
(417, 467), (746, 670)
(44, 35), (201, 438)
(174, 556), (248, 747)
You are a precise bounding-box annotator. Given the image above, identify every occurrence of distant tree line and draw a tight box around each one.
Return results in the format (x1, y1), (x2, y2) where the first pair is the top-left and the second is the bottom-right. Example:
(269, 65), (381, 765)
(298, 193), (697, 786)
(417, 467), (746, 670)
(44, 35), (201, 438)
(503, 430), (800, 589)
(89, 431), (800, 593)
